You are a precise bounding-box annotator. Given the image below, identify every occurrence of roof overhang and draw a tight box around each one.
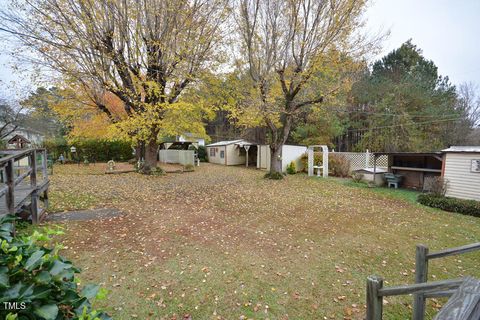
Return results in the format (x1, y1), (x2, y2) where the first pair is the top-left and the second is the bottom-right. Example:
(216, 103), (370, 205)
(373, 152), (442, 157)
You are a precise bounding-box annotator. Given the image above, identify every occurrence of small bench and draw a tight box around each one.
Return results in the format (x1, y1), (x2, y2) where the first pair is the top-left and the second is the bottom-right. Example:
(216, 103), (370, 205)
(384, 173), (403, 188)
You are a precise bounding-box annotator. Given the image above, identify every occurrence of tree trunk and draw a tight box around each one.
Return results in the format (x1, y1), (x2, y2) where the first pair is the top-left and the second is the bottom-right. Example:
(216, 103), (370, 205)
(269, 144), (283, 174)
(134, 142), (144, 161)
(143, 139), (158, 172)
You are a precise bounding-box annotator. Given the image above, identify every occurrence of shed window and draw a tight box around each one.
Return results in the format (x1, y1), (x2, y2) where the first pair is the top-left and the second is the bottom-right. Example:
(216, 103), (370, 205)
(220, 150), (225, 159)
(209, 148), (215, 157)
(472, 159), (480, 172)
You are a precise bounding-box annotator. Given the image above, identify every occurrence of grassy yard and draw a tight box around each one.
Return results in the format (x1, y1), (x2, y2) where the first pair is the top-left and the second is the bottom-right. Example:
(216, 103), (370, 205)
(47, 163), (480, 319)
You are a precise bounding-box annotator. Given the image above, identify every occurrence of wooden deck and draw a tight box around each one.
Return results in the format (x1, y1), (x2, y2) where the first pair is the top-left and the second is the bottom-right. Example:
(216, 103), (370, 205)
(0, 180), (49, 215)
(0, 148), (50, 222)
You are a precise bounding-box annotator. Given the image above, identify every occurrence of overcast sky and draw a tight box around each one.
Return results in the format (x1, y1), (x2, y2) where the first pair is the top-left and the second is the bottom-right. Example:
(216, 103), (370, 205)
(1, 0), (479, 99)
(366, 0), (480, 86)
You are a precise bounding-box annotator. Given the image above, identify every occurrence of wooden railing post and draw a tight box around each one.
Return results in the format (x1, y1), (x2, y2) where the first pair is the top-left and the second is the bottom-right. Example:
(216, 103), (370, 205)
(30, 150), (39, 223)
(30, 150), (37, 187)
(42, 149), (48, 181)
(413, 244), (429, 320)
(5, 160), (15, 215)
(366, 275), (384, 320)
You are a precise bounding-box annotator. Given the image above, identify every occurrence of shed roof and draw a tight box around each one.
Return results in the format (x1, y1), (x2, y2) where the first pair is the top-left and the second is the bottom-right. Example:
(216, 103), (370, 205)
(373, 152), (442, 156)
(206, 139), (245, 147)
(442, 146), (480, 153)
(7, 134), (31, 144)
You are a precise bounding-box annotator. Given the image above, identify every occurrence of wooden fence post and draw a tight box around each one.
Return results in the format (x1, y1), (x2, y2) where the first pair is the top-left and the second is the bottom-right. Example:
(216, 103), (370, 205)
(42, 150), (48, 180)
(30, 150), (39, 224)
(6, 160), (15, 215)
(30, 150), (37, 188)
(366, 275), (384, 320)
(413, 244), (429, 320)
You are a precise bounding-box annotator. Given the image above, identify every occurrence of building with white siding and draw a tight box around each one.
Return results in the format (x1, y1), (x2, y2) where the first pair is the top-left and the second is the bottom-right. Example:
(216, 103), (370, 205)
(442, 146), (480, 201)
(257, 144), (307, 172)
(206, 140), (257, 166)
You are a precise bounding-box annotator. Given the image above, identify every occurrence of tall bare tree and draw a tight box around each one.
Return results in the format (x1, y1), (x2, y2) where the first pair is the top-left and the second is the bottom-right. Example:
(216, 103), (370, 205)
(0, 0), (229, 170)
(235, 0), (379, 174)
(0, 99), (24, 141)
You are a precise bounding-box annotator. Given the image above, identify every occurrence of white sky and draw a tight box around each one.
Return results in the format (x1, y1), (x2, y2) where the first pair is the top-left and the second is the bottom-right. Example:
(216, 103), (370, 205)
(1, 0), (479, 99)
(365, 0), (480, 86)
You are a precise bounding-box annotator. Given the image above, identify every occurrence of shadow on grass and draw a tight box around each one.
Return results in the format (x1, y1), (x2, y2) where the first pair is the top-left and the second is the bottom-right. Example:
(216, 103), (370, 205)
(333, 178), (421, 204)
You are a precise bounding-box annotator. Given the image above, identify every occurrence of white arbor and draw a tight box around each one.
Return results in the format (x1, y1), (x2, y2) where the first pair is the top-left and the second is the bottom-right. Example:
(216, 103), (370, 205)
(307, 145), (329, 177)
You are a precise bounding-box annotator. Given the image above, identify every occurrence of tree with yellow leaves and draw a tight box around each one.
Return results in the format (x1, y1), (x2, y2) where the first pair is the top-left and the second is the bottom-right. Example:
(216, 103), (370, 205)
(1, 0), (229, 171)
(234, 0), (382, 175)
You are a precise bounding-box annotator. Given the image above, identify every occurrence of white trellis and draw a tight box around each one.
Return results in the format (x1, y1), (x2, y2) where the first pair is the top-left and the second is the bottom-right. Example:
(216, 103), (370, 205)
(307, 145), (329, 177)
(332, 150), (388, 171)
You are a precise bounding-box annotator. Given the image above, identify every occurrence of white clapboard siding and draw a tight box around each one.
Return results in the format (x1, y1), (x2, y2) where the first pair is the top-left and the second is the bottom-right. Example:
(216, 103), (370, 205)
(444, 153), (480, 201)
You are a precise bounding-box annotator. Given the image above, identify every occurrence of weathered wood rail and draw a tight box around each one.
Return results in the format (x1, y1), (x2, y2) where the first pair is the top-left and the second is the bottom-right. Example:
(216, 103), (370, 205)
(366, 242), (480, 320)
(0, 148), (50, 223)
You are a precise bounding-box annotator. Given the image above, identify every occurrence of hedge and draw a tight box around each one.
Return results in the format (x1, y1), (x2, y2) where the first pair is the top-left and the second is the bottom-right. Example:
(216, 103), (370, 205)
(44, 139), (134, 162)
(417, 193), (480, 217)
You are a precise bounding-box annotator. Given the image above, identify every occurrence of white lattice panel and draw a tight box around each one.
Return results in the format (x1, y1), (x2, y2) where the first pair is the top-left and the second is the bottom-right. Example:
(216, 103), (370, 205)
(333, 152), (388, 171)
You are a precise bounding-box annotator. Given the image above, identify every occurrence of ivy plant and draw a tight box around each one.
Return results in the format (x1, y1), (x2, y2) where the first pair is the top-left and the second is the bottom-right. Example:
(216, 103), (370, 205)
(0, 215), (111, 320)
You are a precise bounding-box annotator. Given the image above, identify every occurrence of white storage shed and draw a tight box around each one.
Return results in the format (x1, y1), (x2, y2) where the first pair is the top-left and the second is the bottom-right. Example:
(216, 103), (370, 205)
(442, 146), (480, 201)
(206, 140), (257, 166)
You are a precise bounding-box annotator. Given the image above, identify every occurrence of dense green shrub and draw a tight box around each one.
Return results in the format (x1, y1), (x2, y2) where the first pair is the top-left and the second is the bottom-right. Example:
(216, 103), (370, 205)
(45, 139), (133, 162)
(42, 138), (70, 160)
(418, 194), (480, 217)
(286, 161), (296, 174)
(0, 215), (110, 320)
(264, 172), (284, 180)
(197, 146), (207, 162)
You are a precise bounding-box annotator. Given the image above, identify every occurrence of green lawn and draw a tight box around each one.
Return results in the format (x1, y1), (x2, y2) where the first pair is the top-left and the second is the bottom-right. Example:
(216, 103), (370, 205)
(47, 164), (480, 319)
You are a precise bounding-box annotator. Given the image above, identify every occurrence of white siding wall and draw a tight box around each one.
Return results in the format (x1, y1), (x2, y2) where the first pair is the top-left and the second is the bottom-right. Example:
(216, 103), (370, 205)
(281, 145), (307, 172)
(226, 144), (246, 165)
(159, 150), (194, 166)
(444, 153), (480, 201)
(256, 145), (306, 172)
(257, 145), (270, 170)
(206, 146), (226, 165)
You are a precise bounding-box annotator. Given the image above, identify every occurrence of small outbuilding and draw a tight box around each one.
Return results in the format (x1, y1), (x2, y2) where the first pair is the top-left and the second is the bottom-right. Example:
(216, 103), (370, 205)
(206, 140), (257, 166)
(372, 152), (443, 189)
(7, 134), (31, 149)
(442, 146), (480, 201)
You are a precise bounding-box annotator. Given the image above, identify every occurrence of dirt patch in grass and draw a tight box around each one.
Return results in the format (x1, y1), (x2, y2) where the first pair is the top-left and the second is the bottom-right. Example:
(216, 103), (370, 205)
(48, 164), (480, 319)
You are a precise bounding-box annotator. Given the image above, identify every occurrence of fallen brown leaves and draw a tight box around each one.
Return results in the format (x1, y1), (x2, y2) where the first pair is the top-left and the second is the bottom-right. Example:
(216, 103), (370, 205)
(47, 163), (480, 319)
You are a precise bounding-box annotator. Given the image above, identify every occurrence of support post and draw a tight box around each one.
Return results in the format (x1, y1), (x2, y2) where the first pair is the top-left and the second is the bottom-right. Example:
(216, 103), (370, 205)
(42, 150), (48, 180)
(30, 150), (37, 188)
(31, 190), (39, 224)
(6, 160), (15, 215)
(322, 146), (328, 178)
(366, 275), (383, 320)
(366, 149), (370, 168)
(307, 147), (313, 177)
(413, 244), (429, 320)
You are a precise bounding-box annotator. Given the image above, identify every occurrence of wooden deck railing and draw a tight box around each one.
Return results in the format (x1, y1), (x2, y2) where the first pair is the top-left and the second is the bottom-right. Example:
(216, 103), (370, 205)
(0, 148), (50, 223)
(413, 242), (480, 319)
(366, 242), (480, 320)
